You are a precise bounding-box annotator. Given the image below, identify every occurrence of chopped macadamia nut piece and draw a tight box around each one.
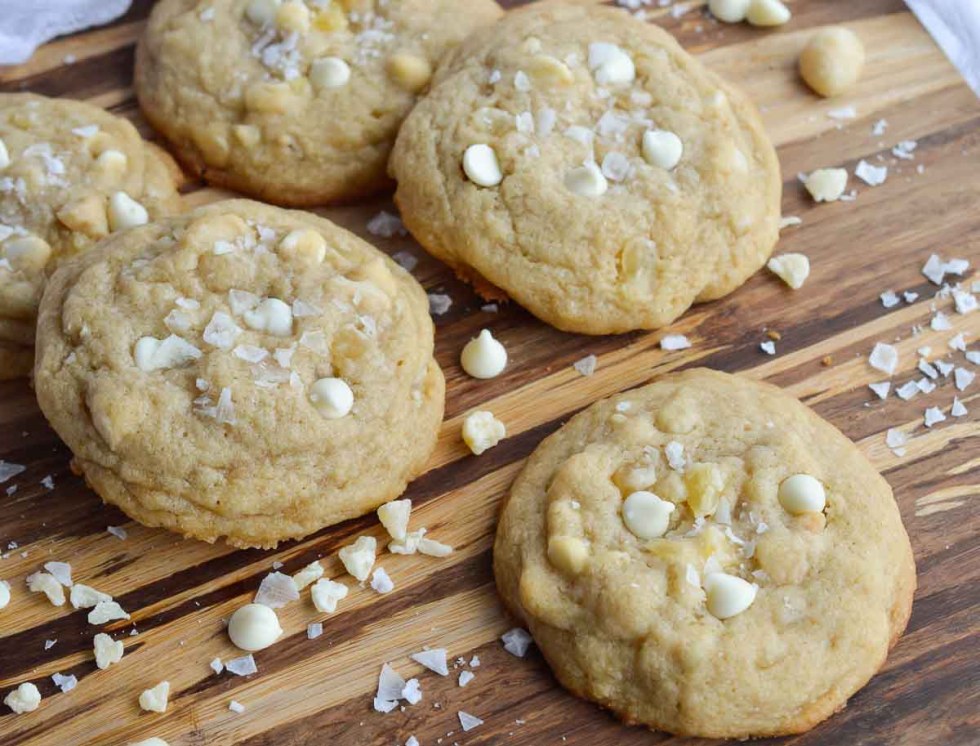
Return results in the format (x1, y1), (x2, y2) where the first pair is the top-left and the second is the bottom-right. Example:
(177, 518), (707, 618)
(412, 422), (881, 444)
(418, 536), (454, 557)
(338, 536), (376, 582)
(462, 144), (503, 187)
(622, 491), (675, 539)
(88, 600), (130, 625)
(746, 0), (791, 26)
(370, 568), (395, 594)
(139, 681), (170, 713)
(460, 329), (507, 379)
(94, 633), (124, 669)
(804, 168), (848, 202)
(292, 561), (324, 591)
(378, 500), (412, 542)
(311, 578), (348, 613)
(4, 682), (41, 714)
(27, 572), (65, 606)
(709, 0), (750, 23)
(799, 27), (865, 97)
(767, 253), (811, 289)
(778, 474), (826, 514)
(705, 572), (758, 618)
(228, 603), (283, 652)
(462, 410), (506, 455)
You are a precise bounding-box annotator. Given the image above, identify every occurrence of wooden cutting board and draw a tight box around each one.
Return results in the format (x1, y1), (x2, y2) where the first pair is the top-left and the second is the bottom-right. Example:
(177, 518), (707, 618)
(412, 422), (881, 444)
(1, 1), (978, 744)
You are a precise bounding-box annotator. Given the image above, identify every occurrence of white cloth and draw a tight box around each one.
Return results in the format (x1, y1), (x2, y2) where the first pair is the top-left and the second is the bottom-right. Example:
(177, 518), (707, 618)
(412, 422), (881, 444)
(905, 0), (980, 97)
(0, 0), (132, 65)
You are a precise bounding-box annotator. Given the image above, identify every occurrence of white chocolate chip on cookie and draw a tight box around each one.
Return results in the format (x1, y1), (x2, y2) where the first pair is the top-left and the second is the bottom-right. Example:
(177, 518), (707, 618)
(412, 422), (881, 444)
(309, 377), (354, 419)
(642, 130), (683, 170)
(462, 144), (503, 187)
(460, 329), (507, 379)
(3, 236), (52, 271)
(565, 161), (608, 197)
(310, 57), (351, 90)
(243, 297), (293, 336)
(778, 474), (826, 514)
(588, 42), (635, 85)
(622, 491), (675, 539)
(704, 572), (758, 619)
(94, 149), (128, 180)
(107, 192), (149, 231)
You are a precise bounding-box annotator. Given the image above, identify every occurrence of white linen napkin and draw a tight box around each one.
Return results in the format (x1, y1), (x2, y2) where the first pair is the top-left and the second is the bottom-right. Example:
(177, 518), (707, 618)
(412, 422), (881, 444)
(0, 0), (132, 66)
(905, 0), (980, 97)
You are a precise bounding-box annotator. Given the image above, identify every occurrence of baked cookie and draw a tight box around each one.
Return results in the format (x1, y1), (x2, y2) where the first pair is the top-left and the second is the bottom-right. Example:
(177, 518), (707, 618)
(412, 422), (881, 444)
(494, 369), (915, 738)
(34, 199), (444, 548)
(0, 93), (181, 379)
(391, 3), (782, 334)
(135, 0), (502, 206)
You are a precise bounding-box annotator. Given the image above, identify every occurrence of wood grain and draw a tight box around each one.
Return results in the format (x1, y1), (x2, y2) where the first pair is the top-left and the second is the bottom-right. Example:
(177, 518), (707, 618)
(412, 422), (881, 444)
(1, 1), (978, 744)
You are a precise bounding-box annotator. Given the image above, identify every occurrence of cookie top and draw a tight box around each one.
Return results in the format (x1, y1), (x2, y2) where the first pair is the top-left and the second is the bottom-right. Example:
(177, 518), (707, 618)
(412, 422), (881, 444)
(35, 199), (445, 548)
(0, 93), (180, 377)
(391, 3), (782, 334)
(135, 0), (502, 206)
(494, 369), (915, 738)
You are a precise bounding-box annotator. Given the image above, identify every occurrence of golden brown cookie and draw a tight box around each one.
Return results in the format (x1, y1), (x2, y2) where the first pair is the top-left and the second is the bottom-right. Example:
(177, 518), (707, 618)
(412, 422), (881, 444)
(35, 199), (444, 548)
(391, 3), (781, 334)
(494, 368), (915, 738)
(0, 93), (181, 379)
(135, 0), (502, 206)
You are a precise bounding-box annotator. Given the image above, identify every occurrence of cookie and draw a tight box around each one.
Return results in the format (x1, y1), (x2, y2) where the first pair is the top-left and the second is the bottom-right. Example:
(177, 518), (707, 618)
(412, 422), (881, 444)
(391, 3), (782, 334)
(494, 369), (915, 738)
(0, 93), (181, 379)
(135, 0), (502, 206)
(34, 199), (445, 548)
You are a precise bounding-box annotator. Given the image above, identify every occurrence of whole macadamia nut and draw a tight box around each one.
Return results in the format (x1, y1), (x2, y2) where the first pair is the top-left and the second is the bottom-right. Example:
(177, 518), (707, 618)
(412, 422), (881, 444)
(799, 27), (866, 97)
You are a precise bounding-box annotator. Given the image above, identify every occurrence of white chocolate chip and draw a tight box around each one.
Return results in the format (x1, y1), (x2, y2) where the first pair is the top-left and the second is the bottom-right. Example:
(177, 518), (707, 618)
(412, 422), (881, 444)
(245, 0), (281, 26)
(309, 377), (354, 418)
(746, 0), (791, 26)
(804, 168), (848, 202)
(243, 298), (293, 336)
(95, 149), (128, 178)
(134, 335), (202, 372)
(338, 536), (376, 582)
(708, 0), (750, 23)
(642, 130), (683, 170)
(227, 603), (283, 652)
(139, 681), (170, 713)
(462, 144), (503, 187)
(622, 491), (675, 539)
(3, 235), (52, 271)
(0, 137), (9, 169)
(310, 57), (351, 90)
(704, 572), (757, 619)
(107, 192), (149, 231)
(799, 27), (865, 97)
(93, 632), (124, 669)
(461, 410), (506, 456)
(767, 253), (811, 289)
(778, 474), (826, 514)
(311, 578), (348, 613)
(4, 682), (41, 714)
(564, 161), (608, 197)
(378, 499), (412, 542)
(588, 42), (635, 85)
(460, 329), (507, 379)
